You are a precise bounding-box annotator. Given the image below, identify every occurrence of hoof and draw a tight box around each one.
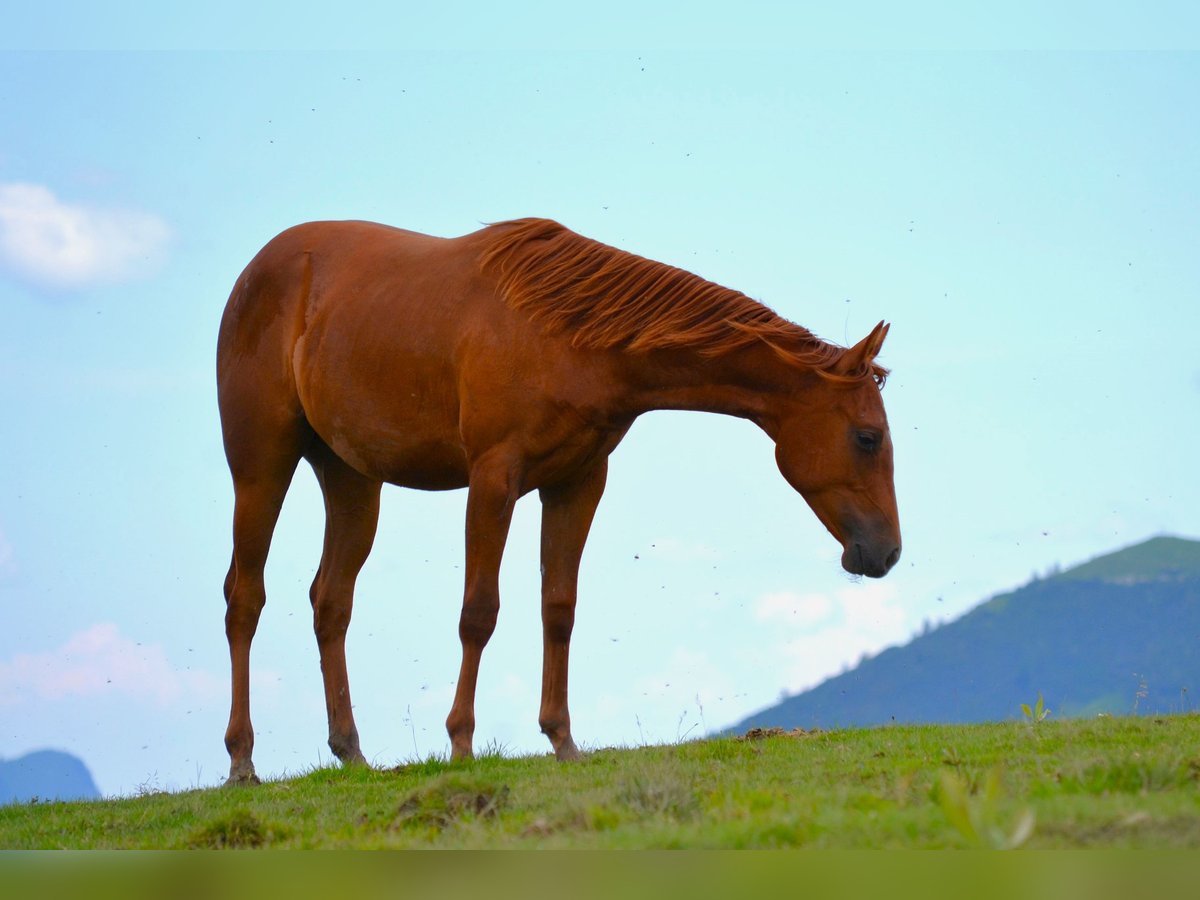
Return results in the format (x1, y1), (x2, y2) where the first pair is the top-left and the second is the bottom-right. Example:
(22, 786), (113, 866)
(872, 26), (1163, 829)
(554, 737), (582, 762)
(225, 762), (260, 786)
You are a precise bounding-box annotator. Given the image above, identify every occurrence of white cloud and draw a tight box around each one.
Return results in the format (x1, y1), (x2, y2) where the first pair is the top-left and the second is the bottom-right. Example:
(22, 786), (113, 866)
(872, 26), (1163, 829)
(840, 580), (906, 634)
(757, 581), (911, 694)
(0, 623), (221, 707)
(0, 182), (170, 291)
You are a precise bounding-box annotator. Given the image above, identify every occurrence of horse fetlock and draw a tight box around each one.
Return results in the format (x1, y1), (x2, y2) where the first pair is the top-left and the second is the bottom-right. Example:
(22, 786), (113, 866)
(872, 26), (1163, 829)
(224, 722), (253, 756)
(329, 737), (366, 766)
(539, 715), (576, 752)
(446, 711), (475, 759)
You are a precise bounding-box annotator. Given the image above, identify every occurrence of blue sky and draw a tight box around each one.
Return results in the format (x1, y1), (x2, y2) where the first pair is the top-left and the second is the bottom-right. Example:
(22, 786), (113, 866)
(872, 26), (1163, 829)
(2, 12), (1199, 796)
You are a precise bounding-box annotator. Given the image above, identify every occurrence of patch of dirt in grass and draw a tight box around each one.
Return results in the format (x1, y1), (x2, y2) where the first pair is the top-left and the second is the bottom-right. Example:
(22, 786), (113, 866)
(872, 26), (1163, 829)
(391, 773), (510, 831)
(186, 809), (290, 848)
(515, 769), (702, 840)
(737, 726), (821, 741)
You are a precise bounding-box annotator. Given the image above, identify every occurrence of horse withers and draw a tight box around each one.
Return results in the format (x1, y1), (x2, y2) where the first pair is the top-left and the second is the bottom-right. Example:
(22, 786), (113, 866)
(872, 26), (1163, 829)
(216, 217), (899, 784)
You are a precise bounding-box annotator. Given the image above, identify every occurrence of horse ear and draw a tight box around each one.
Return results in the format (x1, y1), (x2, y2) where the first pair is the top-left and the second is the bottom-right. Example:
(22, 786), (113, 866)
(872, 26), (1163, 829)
(833, 320), (889, 375)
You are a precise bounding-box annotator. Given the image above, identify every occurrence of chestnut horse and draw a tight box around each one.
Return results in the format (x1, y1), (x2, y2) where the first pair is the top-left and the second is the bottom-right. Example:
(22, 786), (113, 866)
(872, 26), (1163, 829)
(217, 217), (900, 784)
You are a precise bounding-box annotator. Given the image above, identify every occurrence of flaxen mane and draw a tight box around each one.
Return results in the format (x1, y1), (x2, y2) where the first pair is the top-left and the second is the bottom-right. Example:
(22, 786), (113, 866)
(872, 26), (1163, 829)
(479, 218), (886, 385)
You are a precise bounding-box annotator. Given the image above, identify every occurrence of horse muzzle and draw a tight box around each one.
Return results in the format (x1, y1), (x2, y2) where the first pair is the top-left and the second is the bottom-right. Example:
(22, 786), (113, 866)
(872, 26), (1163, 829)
(841, 539), (901, 578)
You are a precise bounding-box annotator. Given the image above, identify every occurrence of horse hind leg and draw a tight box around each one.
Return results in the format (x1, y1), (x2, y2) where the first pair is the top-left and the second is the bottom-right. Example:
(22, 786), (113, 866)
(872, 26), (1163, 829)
(220, 359), (312, 784)
(219, 254), (320, 784)
(308, 444), (382, 767)
(223, 457), (301, 785)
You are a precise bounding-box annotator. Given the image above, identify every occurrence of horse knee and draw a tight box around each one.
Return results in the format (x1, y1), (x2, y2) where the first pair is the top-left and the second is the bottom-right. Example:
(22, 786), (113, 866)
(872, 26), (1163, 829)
(542, 599), (575, 644)
(313, 593), (352, 645)
(308, 567), (323, 608)
(225, 580), (266, 636)
(458, 590), (499, 646)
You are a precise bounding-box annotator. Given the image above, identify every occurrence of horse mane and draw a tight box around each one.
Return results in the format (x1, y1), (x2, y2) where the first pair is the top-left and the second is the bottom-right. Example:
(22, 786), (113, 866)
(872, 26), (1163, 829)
(478, 218), (886, 385)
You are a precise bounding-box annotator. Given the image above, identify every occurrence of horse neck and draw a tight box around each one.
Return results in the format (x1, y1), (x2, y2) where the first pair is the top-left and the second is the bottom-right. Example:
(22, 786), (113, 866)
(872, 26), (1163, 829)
(615, 343), (807, 438)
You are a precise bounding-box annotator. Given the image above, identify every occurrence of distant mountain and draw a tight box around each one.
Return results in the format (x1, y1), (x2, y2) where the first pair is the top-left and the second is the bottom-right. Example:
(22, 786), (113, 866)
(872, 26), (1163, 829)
(0, 750), (101, 805)
(730, 536), (1200, 732)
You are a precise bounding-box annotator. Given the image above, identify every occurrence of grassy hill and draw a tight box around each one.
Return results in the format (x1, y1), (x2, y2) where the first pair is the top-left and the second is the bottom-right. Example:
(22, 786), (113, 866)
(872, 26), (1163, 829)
(1058, 535), (1200, 583)
(1, 715), (1198, 848)
(5, 537), (1196, 850)
(731, 536), (1200, 733)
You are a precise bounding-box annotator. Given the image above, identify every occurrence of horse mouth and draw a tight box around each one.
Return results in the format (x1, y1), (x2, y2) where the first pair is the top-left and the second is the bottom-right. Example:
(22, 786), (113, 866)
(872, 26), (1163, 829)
(843, 542), (900, 578)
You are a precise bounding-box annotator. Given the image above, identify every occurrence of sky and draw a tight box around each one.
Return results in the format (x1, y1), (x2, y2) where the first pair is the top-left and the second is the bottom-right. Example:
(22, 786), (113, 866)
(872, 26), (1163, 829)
(2, 7), (1199, 797)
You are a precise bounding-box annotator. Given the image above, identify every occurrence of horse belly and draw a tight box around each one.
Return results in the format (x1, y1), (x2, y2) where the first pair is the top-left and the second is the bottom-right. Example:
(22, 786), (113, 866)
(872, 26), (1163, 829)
(296, 336), (470, 490)
(327, 422), (469, 490)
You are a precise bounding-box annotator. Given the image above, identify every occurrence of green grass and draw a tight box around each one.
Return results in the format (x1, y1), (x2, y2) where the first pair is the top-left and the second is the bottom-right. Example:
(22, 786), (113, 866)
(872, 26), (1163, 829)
(3, 715), (1199, 848)
(1058, 535), (1200, 582)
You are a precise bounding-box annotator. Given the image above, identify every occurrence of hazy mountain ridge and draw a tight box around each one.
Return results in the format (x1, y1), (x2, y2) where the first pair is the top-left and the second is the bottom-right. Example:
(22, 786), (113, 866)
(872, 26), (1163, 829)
(0, 750), (101, 805)
(1057, 535), (1200, 584)
(730, 536), (1200, 732)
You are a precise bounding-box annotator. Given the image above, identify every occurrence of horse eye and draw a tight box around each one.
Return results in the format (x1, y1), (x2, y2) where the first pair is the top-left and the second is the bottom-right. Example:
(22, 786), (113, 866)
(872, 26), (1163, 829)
(855, 431), (880, 451)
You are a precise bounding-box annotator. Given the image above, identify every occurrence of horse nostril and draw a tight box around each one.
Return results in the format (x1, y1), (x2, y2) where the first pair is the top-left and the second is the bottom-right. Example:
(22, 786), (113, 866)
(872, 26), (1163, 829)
(885, 546), (901, 570)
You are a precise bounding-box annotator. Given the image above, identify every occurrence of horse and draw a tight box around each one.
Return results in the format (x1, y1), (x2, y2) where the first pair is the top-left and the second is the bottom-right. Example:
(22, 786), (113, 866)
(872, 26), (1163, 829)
(216, 217), (900, 784)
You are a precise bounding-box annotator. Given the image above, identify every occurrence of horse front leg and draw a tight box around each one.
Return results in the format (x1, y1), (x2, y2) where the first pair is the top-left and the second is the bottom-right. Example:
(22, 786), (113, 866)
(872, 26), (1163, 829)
(537, 461), (608, 761)
(309, 449), (382, 768)
(445, 453), (519, 760)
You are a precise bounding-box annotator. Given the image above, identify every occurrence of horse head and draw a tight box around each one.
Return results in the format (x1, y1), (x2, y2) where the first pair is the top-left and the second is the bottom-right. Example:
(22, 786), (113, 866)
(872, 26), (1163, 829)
(772, 321), (901, 578)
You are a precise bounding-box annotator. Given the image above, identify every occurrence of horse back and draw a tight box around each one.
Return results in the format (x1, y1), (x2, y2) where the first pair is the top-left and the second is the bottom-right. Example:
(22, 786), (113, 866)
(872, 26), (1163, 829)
(218, 221), (516, 488)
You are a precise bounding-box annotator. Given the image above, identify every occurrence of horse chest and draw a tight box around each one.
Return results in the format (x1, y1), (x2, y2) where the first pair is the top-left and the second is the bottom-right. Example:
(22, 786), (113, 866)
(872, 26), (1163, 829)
(515, 411), (630, 488)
